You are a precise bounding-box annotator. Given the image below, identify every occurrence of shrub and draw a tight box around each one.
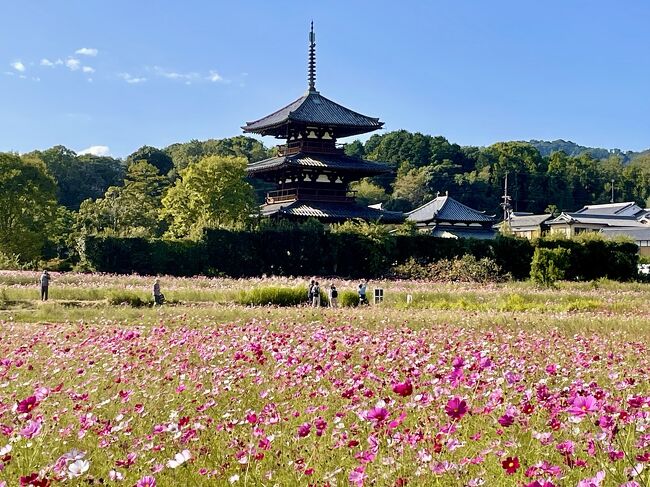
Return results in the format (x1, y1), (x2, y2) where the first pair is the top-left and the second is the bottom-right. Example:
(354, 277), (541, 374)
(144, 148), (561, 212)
(0, 252), (23, 270)
(234, 286), (310, 307)
(339, 290), (360, 307)
(107, 290), (150, 307)
(391, 255), (508, 283)
(530, 247), (571, 287)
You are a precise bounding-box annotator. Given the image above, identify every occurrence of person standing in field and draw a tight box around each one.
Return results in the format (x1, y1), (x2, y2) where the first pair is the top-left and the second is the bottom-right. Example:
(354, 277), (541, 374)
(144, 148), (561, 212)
(153, 278), (164, 306)
(39, 270), (51, 301)
(311, 281), (320, 308)
(358, 280), (369, 305)
(307, 279), (315, 306)
(328, 284), (338, 308)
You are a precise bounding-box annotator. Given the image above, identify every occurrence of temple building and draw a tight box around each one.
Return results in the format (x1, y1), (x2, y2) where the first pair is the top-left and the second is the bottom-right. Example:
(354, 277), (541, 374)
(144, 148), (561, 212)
(243, 24), (403, 224)
(407, 193), (497, 239)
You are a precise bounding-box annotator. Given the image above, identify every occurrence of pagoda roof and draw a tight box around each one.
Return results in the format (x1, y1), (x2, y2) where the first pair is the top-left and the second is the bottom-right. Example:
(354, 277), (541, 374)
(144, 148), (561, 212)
(407, 195), (496, 225)
(242, 91), (383, 138)
(261, 200), (404, 223)
(247, 152), (391, 177)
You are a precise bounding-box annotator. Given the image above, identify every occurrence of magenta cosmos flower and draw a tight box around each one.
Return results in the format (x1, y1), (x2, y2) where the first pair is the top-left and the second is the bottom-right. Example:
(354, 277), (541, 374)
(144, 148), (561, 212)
(365, 406), (389, 423)
(17, 396), (39, 414)
(445, 397), (468, 420)
(392, 380), (413, 397)
(136, 476), (156, 487)
(568, 395), (599, 417)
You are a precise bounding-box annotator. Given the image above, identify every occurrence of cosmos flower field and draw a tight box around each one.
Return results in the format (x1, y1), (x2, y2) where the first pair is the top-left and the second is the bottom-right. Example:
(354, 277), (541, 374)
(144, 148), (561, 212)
(0, 272), (649, 486)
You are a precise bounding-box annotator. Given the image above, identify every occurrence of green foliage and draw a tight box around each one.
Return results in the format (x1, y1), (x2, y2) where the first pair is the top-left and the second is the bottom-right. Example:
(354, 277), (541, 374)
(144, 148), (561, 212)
(0, 153), (58, 262)
(530, 247), (571, 287)
(161, 155), (257, 238)
(25, 145), (124, 210)
(392, 255), (508, 283)
(126, 145), (174, 175)
(165, 136), (272, 174)
(349, 179), (388, 206)
(77, 162), (168, 238)
(106, 290), (150, 307)
(339, 290), (360, 307)
(234, 286), (309, 307)
(0, 252), (24, 270)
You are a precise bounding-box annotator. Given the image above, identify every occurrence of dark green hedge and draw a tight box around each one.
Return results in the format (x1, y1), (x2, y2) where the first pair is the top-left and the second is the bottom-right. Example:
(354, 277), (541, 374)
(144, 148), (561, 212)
(81, 230), (638, 281)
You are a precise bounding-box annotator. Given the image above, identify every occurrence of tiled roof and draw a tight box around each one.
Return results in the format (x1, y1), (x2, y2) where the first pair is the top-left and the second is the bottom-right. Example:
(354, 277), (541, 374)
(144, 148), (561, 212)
(406, 196), (496, 224)
(247, 153), (391, 176)
(600, 227), (650, 240)
(243, 91), (383, 138)
(261, 200), (404, 223)
(547, 213), (647, 227)
(576, 202), (643, 216)
(507, 213), (553, 229)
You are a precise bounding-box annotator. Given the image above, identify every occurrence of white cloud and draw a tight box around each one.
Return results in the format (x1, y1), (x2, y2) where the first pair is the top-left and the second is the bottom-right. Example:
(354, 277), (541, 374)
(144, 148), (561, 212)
(153, 66), (200, 82)
(119, 73), (147, 84)
(79, 145), (110, 156)
(55, 59), (64, 66)
(11, 61), (26, 72)
(66, 58), (81, 71)
(75, 48), (98, 57)
(207, 70), (223, 82)
(82, 66), (95, 73)
(40, 58), (55, 67)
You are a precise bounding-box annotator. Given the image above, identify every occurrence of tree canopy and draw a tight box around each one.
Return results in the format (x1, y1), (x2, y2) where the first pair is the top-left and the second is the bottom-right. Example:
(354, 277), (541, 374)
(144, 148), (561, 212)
(161, 155), (257, 238)
(0, 153), (57, 261)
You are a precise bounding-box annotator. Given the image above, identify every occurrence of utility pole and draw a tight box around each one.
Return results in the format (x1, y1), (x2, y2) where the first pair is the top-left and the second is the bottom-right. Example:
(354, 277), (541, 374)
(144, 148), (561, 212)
(500, 173), (512, 224)
(610, 179), (615, 203)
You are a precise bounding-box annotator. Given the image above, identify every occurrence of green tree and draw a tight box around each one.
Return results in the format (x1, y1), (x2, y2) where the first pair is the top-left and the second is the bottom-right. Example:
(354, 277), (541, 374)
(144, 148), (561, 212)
(126, 145), (174, 175)
(349, 179), (388, 206)
(26, 145), (125, 209)
(165, 136), (271, 174)
(161, 155), (256, 238)
(77, 162), (168, 237)
(0, 153), (57, 261)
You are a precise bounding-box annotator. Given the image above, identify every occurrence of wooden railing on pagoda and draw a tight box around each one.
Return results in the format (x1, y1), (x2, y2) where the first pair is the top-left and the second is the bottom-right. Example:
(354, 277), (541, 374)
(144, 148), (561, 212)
(266, 187), (356, 204)
(277, 140), (345, 156)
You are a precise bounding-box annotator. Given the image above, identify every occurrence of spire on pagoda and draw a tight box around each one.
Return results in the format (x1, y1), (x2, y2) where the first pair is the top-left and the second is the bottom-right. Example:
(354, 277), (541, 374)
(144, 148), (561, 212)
(308, 21), (317, 93)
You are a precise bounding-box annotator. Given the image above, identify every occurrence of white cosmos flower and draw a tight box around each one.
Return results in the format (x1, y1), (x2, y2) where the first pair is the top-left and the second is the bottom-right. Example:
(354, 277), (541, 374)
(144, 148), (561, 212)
(167, 449), (191, 468)
(229, 474), (240, 484)
(0, 444), (11, 455)
(68, 459), (90, 478)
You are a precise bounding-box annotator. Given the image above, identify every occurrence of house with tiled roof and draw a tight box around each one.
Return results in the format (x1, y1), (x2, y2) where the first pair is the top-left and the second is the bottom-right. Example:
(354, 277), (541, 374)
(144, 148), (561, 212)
(547, 202), (649, 238)
(406, 194), (497, 239)
(499, 212), (554, 239)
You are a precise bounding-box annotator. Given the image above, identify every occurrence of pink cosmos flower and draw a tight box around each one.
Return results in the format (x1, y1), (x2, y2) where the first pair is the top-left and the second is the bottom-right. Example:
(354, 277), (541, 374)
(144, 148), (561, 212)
(445, 397), (468, 420)
(349, 466), (366, 486)
(365, 406), (389, 423)
(20, 418), (43, 439)
(17, 396), (39, 414)
(498, 414), (514, 427)
(136, 476), (157, 487)
(568, 395), (599, 417)
(297, 422), (311, 437)
(392, 380), (413, 397)
(576, 470), (605, 487)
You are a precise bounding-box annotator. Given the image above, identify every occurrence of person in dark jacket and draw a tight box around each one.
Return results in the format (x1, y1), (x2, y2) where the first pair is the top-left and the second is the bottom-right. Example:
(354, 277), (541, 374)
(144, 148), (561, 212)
(39, 270), (51, 301)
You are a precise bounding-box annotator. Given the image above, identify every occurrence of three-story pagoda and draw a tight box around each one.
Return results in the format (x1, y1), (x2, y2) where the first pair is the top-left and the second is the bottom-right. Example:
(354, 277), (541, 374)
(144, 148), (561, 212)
(243, 24), (403, 224)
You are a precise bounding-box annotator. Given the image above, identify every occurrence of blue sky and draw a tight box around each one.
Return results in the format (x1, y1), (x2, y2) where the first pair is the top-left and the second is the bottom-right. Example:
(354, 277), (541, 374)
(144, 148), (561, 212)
(1, 1), (649, 158)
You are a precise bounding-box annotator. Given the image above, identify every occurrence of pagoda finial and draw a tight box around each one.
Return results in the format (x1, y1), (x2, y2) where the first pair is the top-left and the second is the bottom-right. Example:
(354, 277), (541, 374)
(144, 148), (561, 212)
(308, 21), (317, 92)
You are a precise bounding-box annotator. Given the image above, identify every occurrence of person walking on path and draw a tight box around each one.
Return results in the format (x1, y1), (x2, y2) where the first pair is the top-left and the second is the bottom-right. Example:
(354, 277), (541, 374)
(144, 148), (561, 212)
(328, 284), (338, 308)
(358, 280), (369, 306)
(153, 278), (164, 306)
(312, 281), (321, 308)
(39, 270), (51, 301)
